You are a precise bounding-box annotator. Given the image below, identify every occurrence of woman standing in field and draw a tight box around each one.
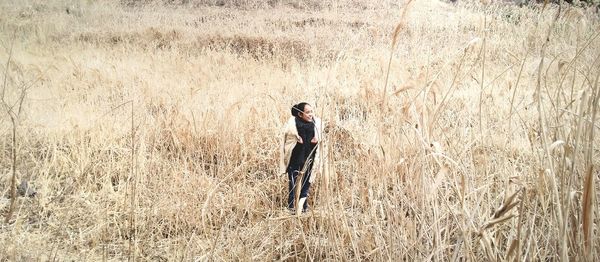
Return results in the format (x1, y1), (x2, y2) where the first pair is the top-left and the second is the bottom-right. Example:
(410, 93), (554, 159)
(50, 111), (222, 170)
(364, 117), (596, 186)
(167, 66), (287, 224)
(280, 102), (322, 213)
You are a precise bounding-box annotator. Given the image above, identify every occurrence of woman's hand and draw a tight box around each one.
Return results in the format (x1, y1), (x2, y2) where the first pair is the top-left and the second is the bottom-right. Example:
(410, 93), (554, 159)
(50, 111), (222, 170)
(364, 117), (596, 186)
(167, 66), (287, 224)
(296, 134), (303, 144)
(311, 137), (318, 144)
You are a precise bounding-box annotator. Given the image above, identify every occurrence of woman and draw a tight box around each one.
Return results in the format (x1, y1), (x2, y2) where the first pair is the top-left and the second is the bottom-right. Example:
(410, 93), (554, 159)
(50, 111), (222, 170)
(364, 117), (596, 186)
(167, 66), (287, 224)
(279, 102), (322, 213)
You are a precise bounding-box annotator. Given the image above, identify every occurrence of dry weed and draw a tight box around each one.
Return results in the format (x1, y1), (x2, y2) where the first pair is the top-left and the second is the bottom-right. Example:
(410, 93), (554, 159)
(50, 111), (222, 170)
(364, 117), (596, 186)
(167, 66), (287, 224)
(0, 0), (599, 260)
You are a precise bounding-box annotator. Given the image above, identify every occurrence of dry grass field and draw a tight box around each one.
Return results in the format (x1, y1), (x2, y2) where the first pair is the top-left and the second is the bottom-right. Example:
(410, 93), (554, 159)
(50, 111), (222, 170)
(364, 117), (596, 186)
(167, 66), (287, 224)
(1, 0), (599, 260)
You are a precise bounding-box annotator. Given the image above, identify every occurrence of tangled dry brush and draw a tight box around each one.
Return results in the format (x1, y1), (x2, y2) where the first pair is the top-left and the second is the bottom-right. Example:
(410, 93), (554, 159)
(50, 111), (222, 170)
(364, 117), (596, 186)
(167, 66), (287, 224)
(1, 0), (599, 260)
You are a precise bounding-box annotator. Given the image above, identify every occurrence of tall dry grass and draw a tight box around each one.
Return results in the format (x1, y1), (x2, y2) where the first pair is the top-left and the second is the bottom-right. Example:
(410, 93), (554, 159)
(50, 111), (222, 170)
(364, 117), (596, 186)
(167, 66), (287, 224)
(0, 0), (599, 260)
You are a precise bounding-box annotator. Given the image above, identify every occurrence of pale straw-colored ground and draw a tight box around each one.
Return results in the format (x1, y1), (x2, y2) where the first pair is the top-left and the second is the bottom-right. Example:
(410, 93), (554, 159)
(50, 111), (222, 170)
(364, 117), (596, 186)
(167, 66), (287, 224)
(1, 0), (599, 260)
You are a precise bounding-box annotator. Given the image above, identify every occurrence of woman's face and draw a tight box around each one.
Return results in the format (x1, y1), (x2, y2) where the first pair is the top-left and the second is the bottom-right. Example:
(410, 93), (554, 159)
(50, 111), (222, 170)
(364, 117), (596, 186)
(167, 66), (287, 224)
(299, 104), (314, 122)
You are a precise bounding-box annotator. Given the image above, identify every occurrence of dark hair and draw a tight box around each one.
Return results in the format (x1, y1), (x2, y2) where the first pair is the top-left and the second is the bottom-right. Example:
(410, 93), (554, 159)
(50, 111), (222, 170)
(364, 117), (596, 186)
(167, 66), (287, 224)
(291, 102), (309, 117)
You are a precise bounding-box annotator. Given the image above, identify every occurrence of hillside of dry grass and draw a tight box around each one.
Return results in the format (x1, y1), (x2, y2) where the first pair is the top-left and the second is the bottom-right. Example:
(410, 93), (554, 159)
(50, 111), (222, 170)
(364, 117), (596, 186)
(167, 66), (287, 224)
(1, 0), (599, 260)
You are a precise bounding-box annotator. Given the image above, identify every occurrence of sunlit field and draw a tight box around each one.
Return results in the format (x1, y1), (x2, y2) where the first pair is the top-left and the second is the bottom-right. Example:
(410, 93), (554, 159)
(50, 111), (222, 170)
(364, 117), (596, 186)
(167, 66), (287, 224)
(1, 0), (599, 260)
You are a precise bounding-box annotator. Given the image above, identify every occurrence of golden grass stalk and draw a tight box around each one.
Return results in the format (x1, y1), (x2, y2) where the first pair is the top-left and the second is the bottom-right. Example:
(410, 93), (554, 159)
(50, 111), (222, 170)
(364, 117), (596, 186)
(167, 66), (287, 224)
(582, 54), (599, 259)
(1, 32), (16, 224)
(514, 188), (527, 261)
(381, 0), (414, 113)
(477, 14), (487, 139)
(1, 29), (31, 224)
(482, 214), (516, 231)
(493, 189), (521, 219)
(534, 4), (566, 259)
(582, 165), (594, 257)
(128, 100), (137, 261)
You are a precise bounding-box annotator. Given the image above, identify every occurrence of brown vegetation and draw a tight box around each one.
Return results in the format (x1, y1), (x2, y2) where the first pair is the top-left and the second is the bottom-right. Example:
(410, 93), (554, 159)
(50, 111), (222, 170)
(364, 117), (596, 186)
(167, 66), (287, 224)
(0, 0), (599, 260)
